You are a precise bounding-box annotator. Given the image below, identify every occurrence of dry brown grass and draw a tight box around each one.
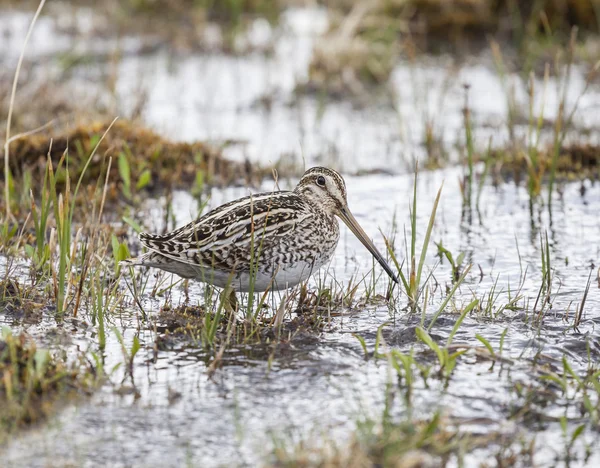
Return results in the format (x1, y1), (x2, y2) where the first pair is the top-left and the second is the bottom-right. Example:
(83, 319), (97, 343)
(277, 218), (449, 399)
(0, 69), (108, 139)
(6, 119), (259, 191)
(305, 0), (600, 95)
(488, 141), (600, 184)
(303, 3), (398, 96)
(320, 0), (600, 37)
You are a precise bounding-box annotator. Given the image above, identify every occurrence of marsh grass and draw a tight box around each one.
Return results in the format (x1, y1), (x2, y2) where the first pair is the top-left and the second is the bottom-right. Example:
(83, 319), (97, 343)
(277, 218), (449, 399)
(40, 119), (117, 316)
(509, 351), (600, 463)
(5, 120), (255, 198)
(2, 20), (134, 410)
(385, 166), (442, 311)
(3, 0), (283, 53)
(483, 35), (600, 202)
(385, 165), (474, 320)
(270, 381), (529, 467)
(328, 270), (599, 467)
(302, 4), (600, 199)
(0, 278), (45, 323)
(270, 412), (468, 467)
(154, 292), (332, 360)
(150, 264), (380, 352)
(3, 0), (47, 225)
(461, 84), (476, 205)
(0, 328), (96, 441)
(418, 298), (479, 380)
(435, 241), (466, 283)
(301, 0), (600, 97)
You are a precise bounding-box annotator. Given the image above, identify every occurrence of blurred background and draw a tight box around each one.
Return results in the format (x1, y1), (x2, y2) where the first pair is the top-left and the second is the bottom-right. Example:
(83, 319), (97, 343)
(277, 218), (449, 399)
(2, 0), (600, 183)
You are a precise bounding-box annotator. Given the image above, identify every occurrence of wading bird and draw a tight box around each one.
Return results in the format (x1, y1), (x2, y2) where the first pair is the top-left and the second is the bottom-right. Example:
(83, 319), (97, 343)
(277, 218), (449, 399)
(124, 167), (398, 294)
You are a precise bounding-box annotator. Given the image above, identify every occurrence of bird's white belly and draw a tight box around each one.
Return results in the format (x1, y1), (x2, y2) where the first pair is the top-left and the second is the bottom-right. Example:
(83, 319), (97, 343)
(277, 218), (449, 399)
(232, 260), (322, 292)
(149, 256), (331, 293)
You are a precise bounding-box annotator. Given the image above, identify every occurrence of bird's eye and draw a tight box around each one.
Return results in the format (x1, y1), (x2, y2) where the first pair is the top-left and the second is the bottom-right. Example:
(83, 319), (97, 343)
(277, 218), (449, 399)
(316, 175), (326, 187)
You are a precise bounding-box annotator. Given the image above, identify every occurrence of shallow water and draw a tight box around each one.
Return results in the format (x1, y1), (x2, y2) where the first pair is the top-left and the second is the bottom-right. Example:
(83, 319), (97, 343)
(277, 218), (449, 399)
(2, 5), (600, 467)
(3, 170), (600, 466)
(109, 9), (600, 173)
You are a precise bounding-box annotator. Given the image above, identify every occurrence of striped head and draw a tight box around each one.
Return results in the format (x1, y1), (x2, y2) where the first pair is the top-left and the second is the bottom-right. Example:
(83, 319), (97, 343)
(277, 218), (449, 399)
(294, 167), (347, 216)
(295, 166), (400, 285)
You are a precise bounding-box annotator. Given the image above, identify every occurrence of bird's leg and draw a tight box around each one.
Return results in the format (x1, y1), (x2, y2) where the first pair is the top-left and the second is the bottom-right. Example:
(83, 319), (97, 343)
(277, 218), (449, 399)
(183, 279), (190, 303)
(229, 289), (239, 314)
(219, 286), (238, 315)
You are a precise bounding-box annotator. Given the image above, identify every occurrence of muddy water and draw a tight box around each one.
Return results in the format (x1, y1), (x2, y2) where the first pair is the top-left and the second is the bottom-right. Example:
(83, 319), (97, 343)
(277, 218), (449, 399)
(2, 6), (600, 467)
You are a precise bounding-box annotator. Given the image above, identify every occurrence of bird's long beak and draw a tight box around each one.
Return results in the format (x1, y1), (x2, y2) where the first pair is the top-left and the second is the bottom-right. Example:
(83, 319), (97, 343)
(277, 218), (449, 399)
(338, 207), (399, 284)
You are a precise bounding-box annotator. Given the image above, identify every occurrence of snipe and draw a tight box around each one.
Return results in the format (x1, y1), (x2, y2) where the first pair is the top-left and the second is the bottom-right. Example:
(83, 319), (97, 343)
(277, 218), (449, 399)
(124, 167), (398, 292)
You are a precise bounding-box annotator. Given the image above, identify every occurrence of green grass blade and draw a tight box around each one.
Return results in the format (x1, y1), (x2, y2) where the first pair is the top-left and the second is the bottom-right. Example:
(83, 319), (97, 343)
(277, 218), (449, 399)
(427, 263), (471, 331)
(447, 299), (478, 347)
(416, 184), (443, 291)
(475, 334), (495, 357)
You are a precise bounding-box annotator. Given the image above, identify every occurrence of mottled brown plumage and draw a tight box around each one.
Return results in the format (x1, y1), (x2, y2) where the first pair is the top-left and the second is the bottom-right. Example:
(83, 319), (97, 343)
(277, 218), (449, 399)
(124, 167), (398, 292)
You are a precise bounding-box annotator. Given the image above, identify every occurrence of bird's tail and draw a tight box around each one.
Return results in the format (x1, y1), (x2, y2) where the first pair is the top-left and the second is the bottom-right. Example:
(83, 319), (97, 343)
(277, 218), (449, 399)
(120, 251), (199, 279)
(119, 251), (158, 268)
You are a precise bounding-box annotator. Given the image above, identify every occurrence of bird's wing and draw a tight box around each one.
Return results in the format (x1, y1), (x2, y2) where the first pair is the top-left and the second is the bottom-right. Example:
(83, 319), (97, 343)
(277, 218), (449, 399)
(139, 191), (308, 271)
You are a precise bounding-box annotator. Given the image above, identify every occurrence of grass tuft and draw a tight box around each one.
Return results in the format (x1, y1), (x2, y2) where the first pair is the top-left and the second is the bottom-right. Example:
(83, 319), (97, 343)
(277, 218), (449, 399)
(0, 328), (96, 441)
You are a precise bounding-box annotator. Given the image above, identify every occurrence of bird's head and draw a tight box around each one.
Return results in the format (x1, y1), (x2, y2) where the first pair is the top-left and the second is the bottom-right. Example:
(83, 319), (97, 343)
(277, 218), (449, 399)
(295, 166), (399, 285)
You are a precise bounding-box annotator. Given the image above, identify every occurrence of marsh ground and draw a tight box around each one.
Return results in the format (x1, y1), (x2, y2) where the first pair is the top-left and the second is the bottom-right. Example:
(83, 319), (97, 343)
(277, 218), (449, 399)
(1, 2), (600, 467)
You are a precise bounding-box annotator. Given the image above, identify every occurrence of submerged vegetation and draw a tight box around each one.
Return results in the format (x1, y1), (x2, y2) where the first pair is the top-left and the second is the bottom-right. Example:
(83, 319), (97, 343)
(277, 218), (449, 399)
(0, 0), (600, 466)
